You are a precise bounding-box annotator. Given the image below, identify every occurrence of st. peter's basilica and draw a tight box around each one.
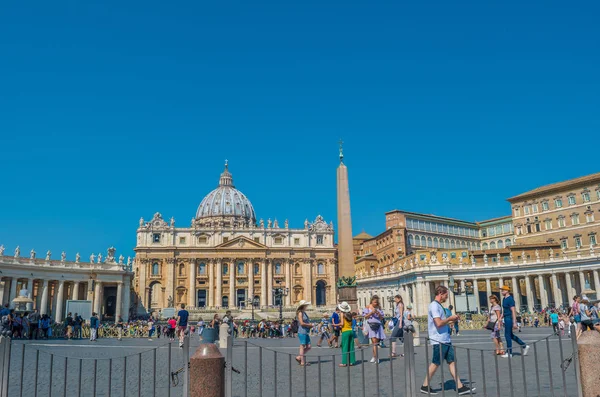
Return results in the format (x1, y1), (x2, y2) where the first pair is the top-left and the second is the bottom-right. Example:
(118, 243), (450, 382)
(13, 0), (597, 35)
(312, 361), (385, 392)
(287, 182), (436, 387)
(134, 162), (337, 311)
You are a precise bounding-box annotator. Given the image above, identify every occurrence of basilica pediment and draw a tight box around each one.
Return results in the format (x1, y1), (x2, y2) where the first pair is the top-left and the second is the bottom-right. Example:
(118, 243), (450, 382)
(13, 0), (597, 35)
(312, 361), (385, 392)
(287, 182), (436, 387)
(215, 236), (267, 249)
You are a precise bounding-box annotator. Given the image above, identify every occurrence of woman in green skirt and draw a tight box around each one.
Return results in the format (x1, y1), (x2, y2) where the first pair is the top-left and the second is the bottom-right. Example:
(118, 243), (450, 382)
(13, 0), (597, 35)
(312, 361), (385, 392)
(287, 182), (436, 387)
(338, 302), (356, 367)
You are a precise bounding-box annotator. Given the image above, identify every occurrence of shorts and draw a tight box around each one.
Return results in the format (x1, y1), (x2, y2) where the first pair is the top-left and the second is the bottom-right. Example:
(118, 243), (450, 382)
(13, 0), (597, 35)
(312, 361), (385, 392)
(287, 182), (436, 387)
(391, 326), (404, 340)
(333, 328), (341, 337)
(432, 344), (455, 366)
(298, 333), (311, 346)
(177, 326), (187, 333)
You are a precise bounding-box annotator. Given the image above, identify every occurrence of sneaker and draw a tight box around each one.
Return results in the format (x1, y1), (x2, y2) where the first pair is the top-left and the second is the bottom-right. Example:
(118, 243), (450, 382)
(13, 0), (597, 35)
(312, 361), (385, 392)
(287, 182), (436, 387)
(420, 386), (438, 395)
(456, 333), (460, 336)
(369, 357), (376, 363)
(523, 345), (530, 356)
(457, 385), (475, 395)
(501, 353), (513, 358)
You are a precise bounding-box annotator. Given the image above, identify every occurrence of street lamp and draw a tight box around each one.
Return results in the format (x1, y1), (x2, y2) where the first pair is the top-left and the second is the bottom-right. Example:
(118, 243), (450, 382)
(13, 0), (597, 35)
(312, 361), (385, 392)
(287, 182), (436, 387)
(450, 278), (473, 320)
(387, 295), (394, 311)
(273, 283), (289, 335)
(246, 297), (260, 322)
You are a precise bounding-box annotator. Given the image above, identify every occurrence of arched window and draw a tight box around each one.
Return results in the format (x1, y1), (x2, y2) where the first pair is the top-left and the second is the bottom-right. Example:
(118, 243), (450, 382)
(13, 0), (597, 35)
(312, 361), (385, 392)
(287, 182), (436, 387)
(490, 242), (496, 249)
(275, 262), (282, 274)
(505, 238), (512, 247)
(482, 243), (488, 250)
(317, 262), (325, 274)
(152, 262), (159, 275)
(254, 264), (259, 275)
(451, 240), (456, 249)
(461, 241), (466, 248)
(178, 264), (185, 276)
(497, 240), (504, 249)
(427, 237), (433, 248)
(408, 235), (414, 245)
(223, 264), (228, 275)
(445, 239), (450, 249)
(198, 262), (206, 275)
(433, 237), (439, 248)
(237, 262), (245, 275)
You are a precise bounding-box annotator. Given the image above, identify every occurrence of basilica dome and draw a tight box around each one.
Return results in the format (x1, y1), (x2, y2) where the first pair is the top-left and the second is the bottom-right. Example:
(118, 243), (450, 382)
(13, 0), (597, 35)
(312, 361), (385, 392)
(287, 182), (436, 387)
(195, 163), (256, 226)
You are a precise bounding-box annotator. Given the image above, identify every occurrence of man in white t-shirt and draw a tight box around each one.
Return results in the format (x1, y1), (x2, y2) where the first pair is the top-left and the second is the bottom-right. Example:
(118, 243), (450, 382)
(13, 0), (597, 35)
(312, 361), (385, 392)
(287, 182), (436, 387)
(421, 285), (475, 395)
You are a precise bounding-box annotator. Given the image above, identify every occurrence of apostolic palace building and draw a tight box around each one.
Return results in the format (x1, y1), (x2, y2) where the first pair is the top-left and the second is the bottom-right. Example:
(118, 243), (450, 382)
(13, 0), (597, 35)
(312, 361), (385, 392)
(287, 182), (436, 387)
(133, 162), (337, 312)
(356, 172), (600, 317)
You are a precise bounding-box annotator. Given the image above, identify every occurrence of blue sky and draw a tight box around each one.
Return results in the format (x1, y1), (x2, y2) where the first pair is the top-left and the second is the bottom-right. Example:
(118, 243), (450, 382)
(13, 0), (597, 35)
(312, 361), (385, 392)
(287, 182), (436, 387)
(1, 1), (599, 260)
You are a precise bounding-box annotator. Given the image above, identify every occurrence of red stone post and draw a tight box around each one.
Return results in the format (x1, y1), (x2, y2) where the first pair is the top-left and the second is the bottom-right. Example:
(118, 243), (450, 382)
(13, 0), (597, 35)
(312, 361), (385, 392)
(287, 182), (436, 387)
(190, 343), (225, 397)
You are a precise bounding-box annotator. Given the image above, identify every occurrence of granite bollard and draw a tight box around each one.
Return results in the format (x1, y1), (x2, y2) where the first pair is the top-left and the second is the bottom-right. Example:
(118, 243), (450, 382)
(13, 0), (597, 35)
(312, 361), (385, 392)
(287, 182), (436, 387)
(219, 323), (230, 347)
(577, 329), (600, 397)
(190, 343), (225, 397)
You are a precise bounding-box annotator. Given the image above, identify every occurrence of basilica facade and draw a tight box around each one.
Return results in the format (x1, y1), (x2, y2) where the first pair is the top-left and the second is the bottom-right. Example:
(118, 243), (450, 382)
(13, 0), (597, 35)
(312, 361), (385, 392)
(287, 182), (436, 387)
(134, 163), (337, 312)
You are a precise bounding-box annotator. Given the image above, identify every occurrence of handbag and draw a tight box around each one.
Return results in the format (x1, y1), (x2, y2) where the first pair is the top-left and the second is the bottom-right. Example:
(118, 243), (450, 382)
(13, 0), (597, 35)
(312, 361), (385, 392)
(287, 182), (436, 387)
(484, 320), (496, 331)
(368, 322), (381, 332)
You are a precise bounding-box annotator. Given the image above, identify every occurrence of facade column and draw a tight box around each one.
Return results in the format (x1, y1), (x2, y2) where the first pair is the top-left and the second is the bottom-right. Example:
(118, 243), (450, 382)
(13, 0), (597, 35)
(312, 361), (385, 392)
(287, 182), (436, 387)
(267, 259), (273, 306)
(9, 278), (18, 305)
(285, 260), (292, 306)
(139, 259), (147, 309)
(447, 279), (455, 306)
(216, 260), (222, 308)
(229, 260), (235, 308)
(485, 278), (492, 298)
(260, 259), (267, 308)
(498, 277), (504, 290)
(188, 259), (196, 308)
(414, 282), (423, 316)
(538, 274), (548, 309)
(94, 281), (103, 315)
(208, 260), (214, 308)
(512, 277), (520, 311)
(51, 282), (58, 317)
(116, 282), (123, 320)
(145, 288), (151, 311)
(26, 279), (34, 310)
(72, 282), (80, 300)
(472, 278), (480, 312)
(566, 272), (577, 300)
(40, 280), (49, 315)
(525, 276), (535, 312)
(579, 271), (587, 294)
(593, 270), (600, 296)
(55, 280), (65, 322)
(122, 276), (131, 322)
(247, 259), (254, 306)
(551, 273), (561, 308)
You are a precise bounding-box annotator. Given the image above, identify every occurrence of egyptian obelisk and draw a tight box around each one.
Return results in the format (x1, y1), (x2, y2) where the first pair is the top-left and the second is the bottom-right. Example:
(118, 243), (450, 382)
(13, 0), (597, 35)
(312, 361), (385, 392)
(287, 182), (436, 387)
(336, 141), (358, 307)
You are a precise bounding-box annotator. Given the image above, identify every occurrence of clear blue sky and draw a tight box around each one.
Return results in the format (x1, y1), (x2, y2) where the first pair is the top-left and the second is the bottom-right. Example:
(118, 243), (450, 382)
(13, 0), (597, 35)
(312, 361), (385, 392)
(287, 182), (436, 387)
(1, 1), (599, 260)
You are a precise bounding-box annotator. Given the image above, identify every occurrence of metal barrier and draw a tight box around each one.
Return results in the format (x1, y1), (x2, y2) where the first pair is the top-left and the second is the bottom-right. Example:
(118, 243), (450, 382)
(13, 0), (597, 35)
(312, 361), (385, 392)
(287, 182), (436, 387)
(225, 327), (582, 397)
(0, 334), (192, 397)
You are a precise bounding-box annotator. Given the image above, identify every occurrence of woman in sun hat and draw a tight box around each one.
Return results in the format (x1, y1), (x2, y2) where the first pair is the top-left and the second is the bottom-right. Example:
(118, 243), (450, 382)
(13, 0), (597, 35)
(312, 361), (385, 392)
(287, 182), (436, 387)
(363, 295), (386, 363)
(337, 302), (356, 366)
(295, 300), (313, 366)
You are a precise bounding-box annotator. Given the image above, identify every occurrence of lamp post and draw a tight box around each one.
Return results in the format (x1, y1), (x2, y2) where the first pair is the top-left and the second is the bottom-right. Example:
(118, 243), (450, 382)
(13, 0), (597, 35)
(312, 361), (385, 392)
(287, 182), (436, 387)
(273, 283), (289, 336)
(450, 278), (473, 320)
(246, 297), (260, 323)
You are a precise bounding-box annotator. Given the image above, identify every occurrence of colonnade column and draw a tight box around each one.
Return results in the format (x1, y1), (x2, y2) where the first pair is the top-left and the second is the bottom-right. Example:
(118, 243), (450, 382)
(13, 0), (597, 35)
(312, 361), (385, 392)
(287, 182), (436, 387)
(472, 279), (480, 312)
(216, 260), (222, 308)
(40, 280), (49, 315)
(538, 274), (548, 309)
(414, 282), (423, 316)
(115, 281), (123, 320)
(485, 278), (492, 298)
(55, 280), (65, 322)
(285, 260), (292, 306)
(566, 272), (577, 300)
(267, 259), (273, 306)
(208, 260), (215, 308)
(579, 271), (587, 293)
(72, 282), (80, 300)
(26, 279), (34, 310)
(94, 281), (103, 315)
(188, 259), (196, 308)
(229, 260), (235, 308)
(122, 277), (131, 322)
(525, 276), (535, 312)
(9, 278), (17, 304)
(498, 277), (504, 290)
(247, 259), (254, 306)
(260, 259), (267, 308)
(593, 270), (600, 296)
(551, 273), (561, 308)
(512, 277), (520, 310)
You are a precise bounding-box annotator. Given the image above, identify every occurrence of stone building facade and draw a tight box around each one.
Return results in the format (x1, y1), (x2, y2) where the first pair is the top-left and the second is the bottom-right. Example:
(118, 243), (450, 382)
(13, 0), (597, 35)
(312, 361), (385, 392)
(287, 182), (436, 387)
(133, 163), (337, 312)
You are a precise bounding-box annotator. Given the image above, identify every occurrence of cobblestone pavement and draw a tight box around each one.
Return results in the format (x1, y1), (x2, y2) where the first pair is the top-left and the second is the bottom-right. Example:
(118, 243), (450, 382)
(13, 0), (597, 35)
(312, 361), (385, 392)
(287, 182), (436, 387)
(4, 327), (580, 397)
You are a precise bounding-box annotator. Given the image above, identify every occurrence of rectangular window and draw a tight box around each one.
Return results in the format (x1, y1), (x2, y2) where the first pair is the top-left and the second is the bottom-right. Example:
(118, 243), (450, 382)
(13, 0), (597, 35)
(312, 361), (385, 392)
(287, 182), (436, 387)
(535, 223), (541, 232)
(568, 196), (576, 205)
(542, 201), (549, 211)
(254, 237), (260, 243)
(597, 190), (600, 200)
(582, 192), (591, 202)
(545, 220), (552, 230)
(575, 237), (582, 248)
(514, 208), (520, 217)
(590, 235), (597, 246)
(516, 226), (522, 235)
(561, 240), (568, 250)
(274, 237), (283, 244)
(223, 237), (229, 243)
(198, 236), (207, 244)
(496, 225), (502, 235)
(555, 199), (563, 208)
(294, 238), (300, 245)
(153, 234), (160, 243)
(316, 235), (324, 245)
(489, 227), (495, 237)
(572, 214), (580, 225)
(179, 237), (186, 245)
(524, 206), (530, 215)
(532, 204), (539, 213)
(558, 217), (566, 227)
(586, 213), (594, 223)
